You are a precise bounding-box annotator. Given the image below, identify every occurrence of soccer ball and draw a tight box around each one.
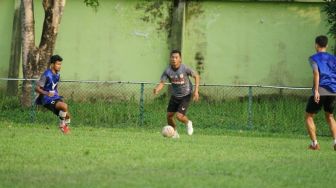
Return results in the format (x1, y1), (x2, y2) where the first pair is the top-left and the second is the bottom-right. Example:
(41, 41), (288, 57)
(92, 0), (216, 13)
(161, 125), (175, 138)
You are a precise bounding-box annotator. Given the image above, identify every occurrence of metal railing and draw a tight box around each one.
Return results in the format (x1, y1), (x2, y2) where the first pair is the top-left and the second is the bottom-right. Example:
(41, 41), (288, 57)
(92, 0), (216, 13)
(1, 78), (329, 135)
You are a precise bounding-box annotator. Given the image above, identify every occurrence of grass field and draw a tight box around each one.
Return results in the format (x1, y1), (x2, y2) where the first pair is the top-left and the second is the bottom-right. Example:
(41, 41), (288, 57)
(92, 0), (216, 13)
(1, 122), (336, 188)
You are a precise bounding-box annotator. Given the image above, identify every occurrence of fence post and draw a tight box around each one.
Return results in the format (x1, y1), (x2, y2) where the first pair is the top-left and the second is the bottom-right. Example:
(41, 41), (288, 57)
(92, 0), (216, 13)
(248, 86), (253, 129)
(139, 83), (145, 126)
(31, 80), (36, 123)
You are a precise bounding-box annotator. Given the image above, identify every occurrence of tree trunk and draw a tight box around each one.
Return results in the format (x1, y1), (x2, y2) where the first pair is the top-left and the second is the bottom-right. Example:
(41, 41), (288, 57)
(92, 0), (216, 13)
(170, 0), (185, 51)
(21, 0), (66, 107)
(7, 0), (22, 96)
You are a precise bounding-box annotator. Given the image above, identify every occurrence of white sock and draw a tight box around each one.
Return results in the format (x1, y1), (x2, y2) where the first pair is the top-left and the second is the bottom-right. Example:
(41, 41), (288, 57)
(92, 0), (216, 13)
(59, 119), (65, 126)
(65, 119), (71, 125)
(333, 139), (336, 145)
(312, 140), (318, 146)
(59, 111), (67, 119)
(186, 120), (192, 126)
(58, 111), (67, 126)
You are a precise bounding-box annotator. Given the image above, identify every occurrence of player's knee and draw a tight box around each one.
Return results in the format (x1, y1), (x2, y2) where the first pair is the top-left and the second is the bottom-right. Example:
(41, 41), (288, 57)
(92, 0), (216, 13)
(167, 112), (174, 119)
(63, 103), (68, 111)
(176, 113), (184, 121)
(305, 113), (314, 120)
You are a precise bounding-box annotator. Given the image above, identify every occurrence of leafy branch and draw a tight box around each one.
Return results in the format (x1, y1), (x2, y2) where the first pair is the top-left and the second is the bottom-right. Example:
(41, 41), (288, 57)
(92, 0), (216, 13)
(323, 0), (336, 37)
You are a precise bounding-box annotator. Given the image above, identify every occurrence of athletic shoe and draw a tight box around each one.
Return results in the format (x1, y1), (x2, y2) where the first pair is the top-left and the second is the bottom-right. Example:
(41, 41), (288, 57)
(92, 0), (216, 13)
(172, 130), (180, 139)
(308, 144), (320, 150)
(59, 124), (70, 134)
(334, 144), (336, 151)
(187, 121), (193, 135)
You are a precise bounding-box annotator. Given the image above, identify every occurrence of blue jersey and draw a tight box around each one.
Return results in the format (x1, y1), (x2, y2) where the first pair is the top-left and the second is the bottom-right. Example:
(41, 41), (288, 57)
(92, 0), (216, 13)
(35, 69), (62, 105)
(310, 52), (336, 93)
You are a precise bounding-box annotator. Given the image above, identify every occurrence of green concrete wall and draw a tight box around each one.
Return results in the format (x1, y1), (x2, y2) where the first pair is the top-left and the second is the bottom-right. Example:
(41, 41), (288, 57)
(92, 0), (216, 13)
(33, 0), (172, 81)
(0, 0), (14, 79)
(184, 2), (334, 86)
(1, 1), (335, 87)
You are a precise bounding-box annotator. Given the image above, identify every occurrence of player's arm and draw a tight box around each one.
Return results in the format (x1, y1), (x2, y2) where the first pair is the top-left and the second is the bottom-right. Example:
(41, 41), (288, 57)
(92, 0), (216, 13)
(313, 68), (320, 103)
(35, 85), (54, 97)
(153, 81), (165, 95)
(192, 74), (200, 101)
(35, 75), (54, 97)
(310, 59), (320, 103)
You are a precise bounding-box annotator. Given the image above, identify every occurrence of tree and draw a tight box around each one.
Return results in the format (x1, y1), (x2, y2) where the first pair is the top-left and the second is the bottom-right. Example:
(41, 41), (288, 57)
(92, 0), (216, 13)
(20, 0), (66, 107)
(7, 0), (21, 96)
(20, 0), (99, 107)
(323, 0), (336, 54)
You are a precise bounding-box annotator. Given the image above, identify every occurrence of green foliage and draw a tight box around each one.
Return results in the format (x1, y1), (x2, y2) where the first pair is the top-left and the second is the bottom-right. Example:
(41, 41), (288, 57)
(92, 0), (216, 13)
(323, 0), (336, 37)
(84, 0), (100, 11)
(1, 124), (336, 187)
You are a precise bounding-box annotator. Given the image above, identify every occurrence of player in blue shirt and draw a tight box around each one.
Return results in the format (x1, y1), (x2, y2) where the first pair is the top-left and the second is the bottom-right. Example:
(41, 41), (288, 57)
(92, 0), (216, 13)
(305, 35), (336, 150)
(35, 55), (70, 134)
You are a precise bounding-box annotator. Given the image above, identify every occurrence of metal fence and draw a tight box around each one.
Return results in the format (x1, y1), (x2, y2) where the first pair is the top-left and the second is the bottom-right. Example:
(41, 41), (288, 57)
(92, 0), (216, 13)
(0, 78), (331, 135)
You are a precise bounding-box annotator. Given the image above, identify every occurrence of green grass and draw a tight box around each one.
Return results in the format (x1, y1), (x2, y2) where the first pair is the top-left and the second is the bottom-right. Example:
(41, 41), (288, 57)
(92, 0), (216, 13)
(1, 122), (336, 188)
(0, 93), (331, 136)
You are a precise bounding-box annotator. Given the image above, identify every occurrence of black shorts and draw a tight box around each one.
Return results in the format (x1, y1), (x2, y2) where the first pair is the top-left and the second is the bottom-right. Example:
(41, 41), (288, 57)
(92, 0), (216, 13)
(305, 96), (336, 114)
(167, 94), (191, 115)
(43, 99), (63, 116)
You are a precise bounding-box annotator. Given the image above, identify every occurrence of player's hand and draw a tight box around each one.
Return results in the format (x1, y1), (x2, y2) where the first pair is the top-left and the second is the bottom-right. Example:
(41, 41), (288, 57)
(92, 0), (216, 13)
(48, 91), (55, 97)
(314, 90), (320, 103)
(193, 91), (199, 102)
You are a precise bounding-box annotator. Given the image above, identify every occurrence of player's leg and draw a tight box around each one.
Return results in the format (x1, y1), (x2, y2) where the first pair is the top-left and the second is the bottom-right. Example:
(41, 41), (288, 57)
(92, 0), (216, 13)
(167, 112), (176, 129)
(305, 113), (319, 149)
(175, 94), (193, 135)
(305, 96), (322, 150)
(55, 101), (70, 133)
(323, 96), (336, 150)
(167, 96), (179, 138)
(43, 100), (70, 134)
(176, 113), (189, 124)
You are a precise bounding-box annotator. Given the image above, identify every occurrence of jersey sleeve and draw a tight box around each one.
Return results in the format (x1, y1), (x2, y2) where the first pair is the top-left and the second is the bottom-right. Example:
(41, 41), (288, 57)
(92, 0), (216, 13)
(37, 74), (47, 88)
(309, 57), (318, 70)
(160, 70), (168, 82)
(185, 66), (197, 77)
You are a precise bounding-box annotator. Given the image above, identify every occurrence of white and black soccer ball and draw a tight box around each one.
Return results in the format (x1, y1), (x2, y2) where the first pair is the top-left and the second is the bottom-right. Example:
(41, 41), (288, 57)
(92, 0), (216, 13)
(161, 125), (175, 138)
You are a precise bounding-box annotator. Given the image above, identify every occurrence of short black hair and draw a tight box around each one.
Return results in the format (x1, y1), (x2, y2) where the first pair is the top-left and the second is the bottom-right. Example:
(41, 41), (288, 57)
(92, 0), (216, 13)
(50, 55), (63, 64)
(315, 35), (328, 48)
(170, 49), (181, 57)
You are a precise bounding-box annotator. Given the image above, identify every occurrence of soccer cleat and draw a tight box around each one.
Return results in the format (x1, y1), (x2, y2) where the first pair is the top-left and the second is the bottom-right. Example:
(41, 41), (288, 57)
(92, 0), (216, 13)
(334, 144), (336, 151)
(308, 144), (320, 150)
(59, 124), (70, 134)
(186, 121), (193, 136)
(172, 130), (180, 139)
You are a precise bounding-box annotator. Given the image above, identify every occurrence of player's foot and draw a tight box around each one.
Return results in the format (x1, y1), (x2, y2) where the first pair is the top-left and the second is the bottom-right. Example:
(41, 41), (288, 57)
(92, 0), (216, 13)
(186, 121), (193, 135)
(59, 124), (70, 134)
(172, 130), (179, 139)
(308, 144), (320, 150)
(333, 144), (336, 151)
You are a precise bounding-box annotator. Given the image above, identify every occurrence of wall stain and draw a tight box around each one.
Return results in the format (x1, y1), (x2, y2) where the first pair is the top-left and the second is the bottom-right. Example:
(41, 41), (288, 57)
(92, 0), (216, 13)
(195, 52), (204, 75)
(186, 0), (205, 22)
(135, 0), (172, 38)
(185, 1), (206, 77)
(263, 41), (293, 85)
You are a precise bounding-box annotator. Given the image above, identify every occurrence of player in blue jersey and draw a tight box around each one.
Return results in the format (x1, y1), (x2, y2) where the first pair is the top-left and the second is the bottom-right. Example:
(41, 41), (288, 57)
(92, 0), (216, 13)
(35, 55), (70, 134)
(154, 50), (200, 138)
(305, 35), (336, 150)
